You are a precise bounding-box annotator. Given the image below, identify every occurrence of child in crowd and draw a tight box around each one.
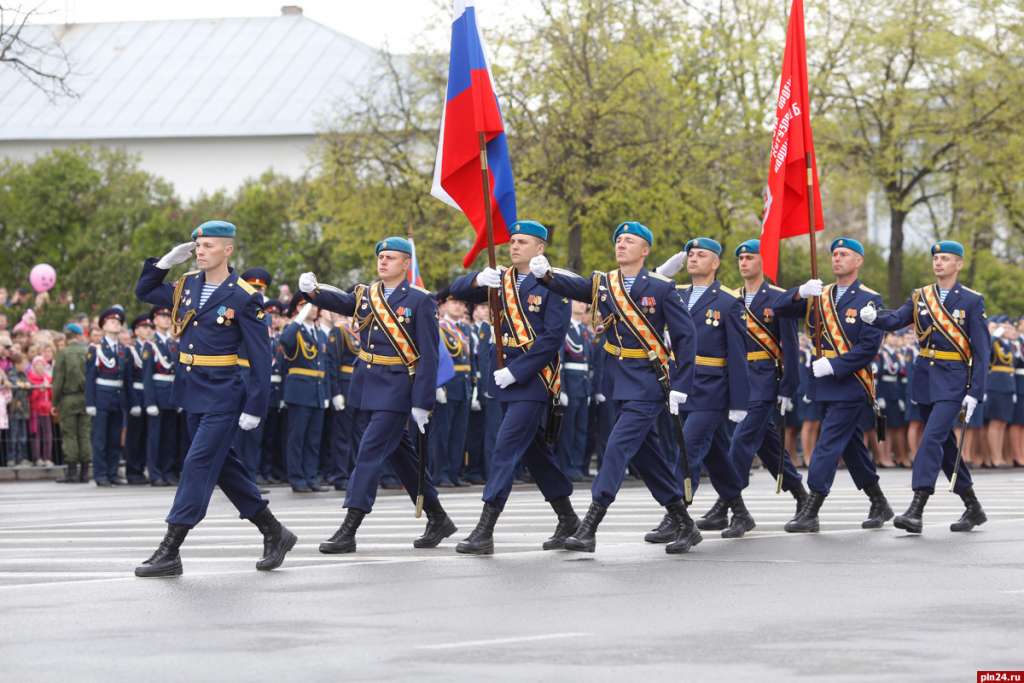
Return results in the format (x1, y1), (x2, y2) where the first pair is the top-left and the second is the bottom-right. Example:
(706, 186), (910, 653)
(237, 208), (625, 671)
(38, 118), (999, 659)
(28, 354), (54, 467)
(6, 352), (31, 466)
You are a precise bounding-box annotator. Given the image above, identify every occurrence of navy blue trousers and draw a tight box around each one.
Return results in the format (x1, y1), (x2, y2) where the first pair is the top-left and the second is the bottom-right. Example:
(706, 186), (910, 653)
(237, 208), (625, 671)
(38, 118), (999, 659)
(125, 413), (154, 482)
(90, 408), (123, 482)
(592, 400), (683, 507)
(285, 404), (324, 489)
(483, 400), (573, 509)
(146, 408), (177, 483)
(677, 410), (743, 501)
(728, 400), (803, 493)
(233, 420), (263, 481)
(429, 399), (470, 484)
(914, 400), (973, 494)
(326, 405), (355, 483)
(166, 412), (267, 527)
(807, 401), (880, 495)
(344, 409), (439, 512)
(261, 406), (285, 480)
(556, 396), (588, 477)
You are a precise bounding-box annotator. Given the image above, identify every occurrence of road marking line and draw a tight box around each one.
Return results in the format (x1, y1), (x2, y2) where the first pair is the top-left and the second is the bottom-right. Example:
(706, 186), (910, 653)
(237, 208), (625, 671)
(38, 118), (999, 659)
(414, 632), (592, 650)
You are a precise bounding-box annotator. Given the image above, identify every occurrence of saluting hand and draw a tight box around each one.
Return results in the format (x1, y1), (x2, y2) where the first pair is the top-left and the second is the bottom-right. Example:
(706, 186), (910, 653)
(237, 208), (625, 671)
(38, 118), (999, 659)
(655, 251), (686, 278)
(156, 242), (196, 270)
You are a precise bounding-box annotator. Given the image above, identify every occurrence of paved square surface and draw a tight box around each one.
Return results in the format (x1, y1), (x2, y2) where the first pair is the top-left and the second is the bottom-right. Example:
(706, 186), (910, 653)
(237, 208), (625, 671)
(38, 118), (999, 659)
(1, 469), (1022, 681)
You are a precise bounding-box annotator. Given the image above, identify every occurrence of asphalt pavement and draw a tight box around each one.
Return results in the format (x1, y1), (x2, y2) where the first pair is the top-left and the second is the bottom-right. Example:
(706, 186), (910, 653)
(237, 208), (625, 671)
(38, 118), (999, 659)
(1, 469), (1022, 682)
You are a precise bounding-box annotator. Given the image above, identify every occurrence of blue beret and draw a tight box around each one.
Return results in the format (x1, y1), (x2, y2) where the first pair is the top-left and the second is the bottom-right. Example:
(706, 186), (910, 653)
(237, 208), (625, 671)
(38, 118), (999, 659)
(98, 306), (125, 325)
(613, 221), (653, 245)
(241, 267), (272, 290)
(931, 240), (964, 257)
(830, 237), (864, 256)
(64, 323), (83, 336)
(509, 220), (549, 242)
(735, 239), (760, 257)
(131, 313), (153, 330)
(684, 237), (722, 256)
(191, 220), (236, 240)
(375, 236), (413, 256)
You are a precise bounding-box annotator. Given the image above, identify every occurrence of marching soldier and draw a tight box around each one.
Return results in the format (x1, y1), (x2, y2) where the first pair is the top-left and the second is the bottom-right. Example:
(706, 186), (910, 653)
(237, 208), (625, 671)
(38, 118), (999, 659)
(859, 240), (989, 532)
(279, 295), (330, 492)
(645, 237), (750, 541)
(52, 323), (91, 483)
(262, 300), (287, 483)
(85, 306), (132, 487)
(149, 306), (180, 486)
(134, 220), (296, 577)
(432, 295), (474, 486)
(448, 220), (577, 554)
(125, 313), (158, 485)
(235, 268), (273, 485)
(774, 237), (894, 532)
(673, 239), (806, 539)
(556, 300), (593, 481)
(300, 236), (457, 553)
(530, 221), (700, 554)
(324, 313), (358, 490)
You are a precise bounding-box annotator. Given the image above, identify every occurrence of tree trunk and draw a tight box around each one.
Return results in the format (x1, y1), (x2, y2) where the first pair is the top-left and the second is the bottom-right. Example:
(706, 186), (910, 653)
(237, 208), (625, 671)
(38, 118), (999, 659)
(568, 222), (582, 273)
(887, 207), (907, 305)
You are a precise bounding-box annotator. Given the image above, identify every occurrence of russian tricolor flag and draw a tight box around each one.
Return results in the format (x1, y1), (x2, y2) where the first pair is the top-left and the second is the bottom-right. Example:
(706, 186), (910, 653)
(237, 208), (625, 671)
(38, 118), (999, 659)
(431, 0), (517, 268)
(407, 237), (425, 288)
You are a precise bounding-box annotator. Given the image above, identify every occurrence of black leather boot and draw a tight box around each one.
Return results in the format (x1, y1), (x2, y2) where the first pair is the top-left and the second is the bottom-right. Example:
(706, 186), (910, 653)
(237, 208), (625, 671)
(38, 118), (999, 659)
(643, 512), (679, 544)
(413, 499), (458, 548)
(861, 481), (894, 529)
(893, 490), (930, 534)
(250, 507), (297, 570)
(695, 497), (729, 531)
(665, 500), (702, 554)
(456, 503), (502, 555)
(135, 524), (189, 577)
(950, 487), (987, 532)
(319, 508), (366, 554)
(785, 490), (825, 533)
(542, 496), (580, 550)
(563, 501), (607, 552)
(790, 481), (809, 515)
(721, 495), (756, 539)
(57, 463), (78, 483)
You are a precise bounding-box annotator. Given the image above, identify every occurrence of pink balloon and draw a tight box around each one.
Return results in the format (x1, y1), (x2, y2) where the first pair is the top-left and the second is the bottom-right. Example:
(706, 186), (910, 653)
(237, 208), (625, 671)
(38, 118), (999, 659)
(29, 263), (57, 293)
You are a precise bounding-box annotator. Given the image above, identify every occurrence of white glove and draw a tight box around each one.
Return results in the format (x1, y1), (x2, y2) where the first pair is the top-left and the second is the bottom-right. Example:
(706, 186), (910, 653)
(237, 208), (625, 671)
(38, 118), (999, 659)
(559, 391), (569, 407)
(669, 390), (687, 415)
(655, 251), (686, 278)
(475, 267), (502, 288)
(85, 406), (97, 417)
(777, 396), (794, 415)
(331, 394), (345, 411)
(294, 303), (313, 326)
(595, 393), (606, 404)
(494, 367), (516, 389)
(877, 398), (887, 410)
(898, 400), (905, 412)
(130, 406), (141, 417)
(961, 395), (978, 422)
(802, 395), (811, 404)
(798, 279), (824, 299)
(238, 413), (261, 431)
(859, 304), (877, 324)
(156, 242), (195, 270)
(529, 255), (551, 279)
(470, 387), (481, 412)
(298, 272), (318, 294)
(811, 357), (834, 378)
(279, 400), (287, 410)
(729, 410), (747, 423)
(146, 405), (159, 417)
(323, 399), (329, 409)
(993, 326), (1005, 339)
(411, 406), (430, 433)
(435, 387), (448, 404)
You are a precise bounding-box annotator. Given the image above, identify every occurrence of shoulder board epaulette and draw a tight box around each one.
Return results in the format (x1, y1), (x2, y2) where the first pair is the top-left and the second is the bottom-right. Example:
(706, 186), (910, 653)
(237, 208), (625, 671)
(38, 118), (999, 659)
(175, 270), (201, 287)
(718, 285), (739, 298)
(675, 284), (688, 290)
(553, 267), (581, 277)
(648, 271), (672, 282)
(960, 286), (981, 296)
(410, 284), (430, 294)
(237, 278), (257, 295)
(859, 284), (878, 295)
(768, 284), (786, 292)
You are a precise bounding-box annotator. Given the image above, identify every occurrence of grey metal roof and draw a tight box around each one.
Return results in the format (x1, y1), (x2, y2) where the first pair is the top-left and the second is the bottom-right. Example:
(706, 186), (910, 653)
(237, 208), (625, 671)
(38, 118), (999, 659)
(0, 14), (383, 140)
